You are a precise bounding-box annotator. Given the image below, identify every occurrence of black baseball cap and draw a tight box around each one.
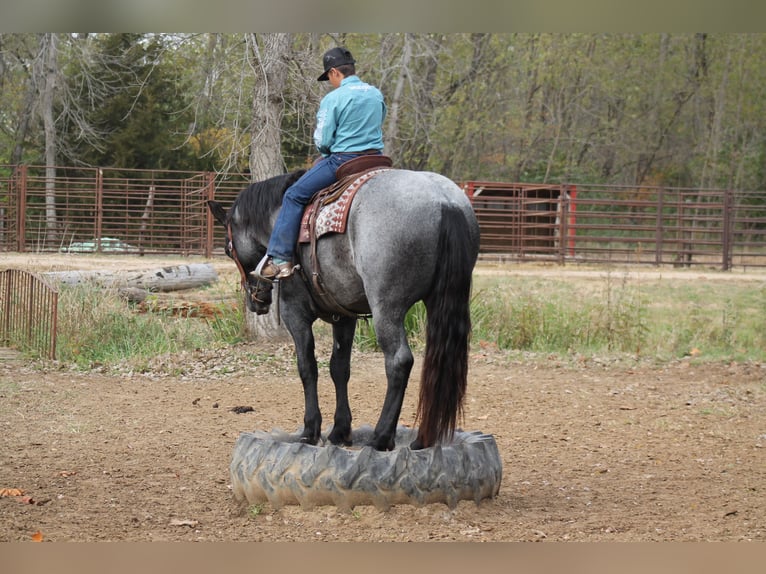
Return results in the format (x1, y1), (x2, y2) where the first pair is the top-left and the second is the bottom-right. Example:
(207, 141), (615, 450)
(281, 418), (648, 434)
(317, 47), (355, 81)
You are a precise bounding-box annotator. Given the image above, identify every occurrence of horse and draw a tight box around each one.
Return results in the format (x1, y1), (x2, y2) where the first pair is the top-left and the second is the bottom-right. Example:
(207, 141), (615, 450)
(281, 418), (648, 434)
(207, 167), (480, 451)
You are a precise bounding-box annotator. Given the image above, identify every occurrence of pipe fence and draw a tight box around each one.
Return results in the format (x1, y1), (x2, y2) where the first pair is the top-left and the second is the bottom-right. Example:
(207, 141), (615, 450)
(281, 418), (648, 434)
(2, 165), (766, 270)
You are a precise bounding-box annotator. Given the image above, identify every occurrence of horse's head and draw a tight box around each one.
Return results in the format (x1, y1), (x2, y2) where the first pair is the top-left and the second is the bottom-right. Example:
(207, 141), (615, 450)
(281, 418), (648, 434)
(207, 199), (273, 315)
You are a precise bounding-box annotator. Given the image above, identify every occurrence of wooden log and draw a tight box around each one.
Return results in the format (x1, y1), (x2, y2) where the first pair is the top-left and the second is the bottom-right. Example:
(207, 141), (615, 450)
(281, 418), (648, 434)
(136, 297), (238, 319)
(43, 263), (218, 292)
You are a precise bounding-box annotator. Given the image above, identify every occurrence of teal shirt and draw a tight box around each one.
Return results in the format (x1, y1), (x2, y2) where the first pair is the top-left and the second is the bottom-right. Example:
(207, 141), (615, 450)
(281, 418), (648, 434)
(314, 75), (386, 156)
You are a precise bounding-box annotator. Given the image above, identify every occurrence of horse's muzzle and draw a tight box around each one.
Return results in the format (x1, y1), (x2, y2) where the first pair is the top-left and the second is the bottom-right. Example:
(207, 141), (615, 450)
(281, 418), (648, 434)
(246, 280), (273, 315)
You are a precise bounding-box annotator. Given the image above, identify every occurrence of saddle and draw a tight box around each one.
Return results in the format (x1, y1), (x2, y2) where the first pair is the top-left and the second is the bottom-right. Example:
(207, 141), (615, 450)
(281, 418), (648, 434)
(298, 154), (393, 244)
(296, 154), (392, 318)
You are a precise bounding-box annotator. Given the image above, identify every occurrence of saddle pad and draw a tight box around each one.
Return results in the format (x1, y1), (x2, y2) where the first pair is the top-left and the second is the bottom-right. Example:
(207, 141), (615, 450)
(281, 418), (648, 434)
(298, 168), (390, 244)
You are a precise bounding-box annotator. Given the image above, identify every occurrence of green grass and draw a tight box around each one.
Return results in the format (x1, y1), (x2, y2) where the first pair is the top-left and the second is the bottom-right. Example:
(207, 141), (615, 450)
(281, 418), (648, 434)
(52, 268), (766, 368)
(469, 269), (765, 362)
(55, 282), (245, 368)
(469, 270), (649, 356)
(642, 280), (766, 361)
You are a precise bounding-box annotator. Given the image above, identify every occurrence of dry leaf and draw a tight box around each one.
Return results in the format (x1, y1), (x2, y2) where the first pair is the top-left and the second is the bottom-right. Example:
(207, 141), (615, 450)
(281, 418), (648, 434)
(169, 519), (199, 527)
(0, 488), (25, 497)
(31, 531), (44, 542)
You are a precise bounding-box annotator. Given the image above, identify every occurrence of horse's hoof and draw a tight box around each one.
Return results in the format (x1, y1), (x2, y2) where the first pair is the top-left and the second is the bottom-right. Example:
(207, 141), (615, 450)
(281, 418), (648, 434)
(366, 437), (395, 451)
(299, 435), (319, 445)
(409, 438), (425, 450)
(328, 430), (352, 447)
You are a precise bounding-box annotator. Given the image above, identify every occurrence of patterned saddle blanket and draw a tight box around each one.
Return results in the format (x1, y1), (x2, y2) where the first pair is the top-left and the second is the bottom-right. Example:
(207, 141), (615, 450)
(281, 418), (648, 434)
(298, 158), (392, 244)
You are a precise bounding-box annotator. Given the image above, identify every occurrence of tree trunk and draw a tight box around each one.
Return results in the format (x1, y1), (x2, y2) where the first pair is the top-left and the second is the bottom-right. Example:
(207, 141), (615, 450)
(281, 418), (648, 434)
(248, 33), (291, 178)
(385, 33), (413, 161)
(245, 33), (292, 341)
(41, 33), (59, 244)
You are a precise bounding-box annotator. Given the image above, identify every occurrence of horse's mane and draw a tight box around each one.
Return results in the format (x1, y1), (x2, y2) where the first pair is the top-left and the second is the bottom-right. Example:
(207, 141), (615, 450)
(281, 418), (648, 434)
(232, 169), (306, 229)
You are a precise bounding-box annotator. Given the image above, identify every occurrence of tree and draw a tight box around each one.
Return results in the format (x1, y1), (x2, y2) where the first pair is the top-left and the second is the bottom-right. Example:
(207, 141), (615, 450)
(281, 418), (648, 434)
(68, 33), (197, 171)
(39, 33), (58, 241)
(247, 33), (292, 180)
(243, 33), (296, 340)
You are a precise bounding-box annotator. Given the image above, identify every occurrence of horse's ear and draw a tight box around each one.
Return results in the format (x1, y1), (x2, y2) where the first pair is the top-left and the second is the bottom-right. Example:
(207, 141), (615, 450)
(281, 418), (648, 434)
(207, 200), (227, 226)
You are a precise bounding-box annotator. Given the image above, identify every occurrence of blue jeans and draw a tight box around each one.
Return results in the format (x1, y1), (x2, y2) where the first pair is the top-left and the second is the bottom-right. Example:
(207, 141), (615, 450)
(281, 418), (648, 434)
(267, 153), (377, 261)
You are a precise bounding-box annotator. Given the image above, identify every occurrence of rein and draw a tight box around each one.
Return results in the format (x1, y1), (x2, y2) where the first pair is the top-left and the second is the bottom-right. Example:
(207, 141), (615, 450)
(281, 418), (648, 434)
(227, 221), (270, 308)
(227, 222), (249, 292)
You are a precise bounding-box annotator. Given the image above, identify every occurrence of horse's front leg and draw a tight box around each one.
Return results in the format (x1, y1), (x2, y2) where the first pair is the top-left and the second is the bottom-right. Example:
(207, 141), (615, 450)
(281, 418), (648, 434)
(326, 317), (356, 446)
(290, 325), (322, 445)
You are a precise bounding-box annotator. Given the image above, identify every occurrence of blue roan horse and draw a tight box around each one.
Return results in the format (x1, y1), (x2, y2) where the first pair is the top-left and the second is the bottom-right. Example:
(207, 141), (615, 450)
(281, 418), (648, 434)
(208, 168), (480, 450)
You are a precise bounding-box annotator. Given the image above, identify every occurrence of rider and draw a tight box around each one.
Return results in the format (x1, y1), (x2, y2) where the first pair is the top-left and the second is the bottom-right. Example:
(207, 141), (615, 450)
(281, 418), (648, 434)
(256, 46), (387, 281)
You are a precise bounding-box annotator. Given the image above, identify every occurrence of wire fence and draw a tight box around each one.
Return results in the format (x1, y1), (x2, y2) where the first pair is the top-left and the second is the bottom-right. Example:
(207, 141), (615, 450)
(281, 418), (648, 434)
(0, 165), (246, 256)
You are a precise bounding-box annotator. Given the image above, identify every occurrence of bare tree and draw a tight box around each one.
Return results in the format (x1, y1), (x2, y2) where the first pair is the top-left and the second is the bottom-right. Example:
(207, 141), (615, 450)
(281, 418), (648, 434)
(38, 33), (59, 242)
(244, 33), (294, 340)
(0, 34), (39, 166)
(384, 33), (413, 158)
(247, 33), (292, 180)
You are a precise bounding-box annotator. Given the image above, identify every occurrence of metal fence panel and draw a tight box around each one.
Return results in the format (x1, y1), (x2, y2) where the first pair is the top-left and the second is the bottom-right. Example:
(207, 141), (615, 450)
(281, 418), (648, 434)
(2, 166), (766, 269)
(0, 268), (58, 359)
(0, 165), (249, 256)
(466, 182), (766, 270)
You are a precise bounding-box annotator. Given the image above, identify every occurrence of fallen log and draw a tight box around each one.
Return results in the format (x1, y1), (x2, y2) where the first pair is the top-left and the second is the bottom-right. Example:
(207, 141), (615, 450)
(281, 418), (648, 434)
(44, 263), (218, 292)
(135, 297), (238, 319)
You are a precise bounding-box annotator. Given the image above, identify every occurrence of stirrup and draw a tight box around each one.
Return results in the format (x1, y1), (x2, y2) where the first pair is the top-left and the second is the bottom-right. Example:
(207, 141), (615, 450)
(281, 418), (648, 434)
(254, 254), (299, 282)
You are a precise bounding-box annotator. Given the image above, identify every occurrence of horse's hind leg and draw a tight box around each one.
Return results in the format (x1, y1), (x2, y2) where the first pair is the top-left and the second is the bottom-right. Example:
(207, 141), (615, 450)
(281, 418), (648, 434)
(369, 311), (413, 451)
(327, 317), (355, 446)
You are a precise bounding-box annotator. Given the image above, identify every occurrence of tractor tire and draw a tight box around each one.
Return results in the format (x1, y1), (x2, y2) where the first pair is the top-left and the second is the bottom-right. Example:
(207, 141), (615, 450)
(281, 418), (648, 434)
(229, 425), (502, 511)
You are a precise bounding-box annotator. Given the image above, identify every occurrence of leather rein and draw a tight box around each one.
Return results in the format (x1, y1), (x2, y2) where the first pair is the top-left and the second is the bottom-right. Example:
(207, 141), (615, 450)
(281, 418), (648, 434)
(226, 222), (271, 308)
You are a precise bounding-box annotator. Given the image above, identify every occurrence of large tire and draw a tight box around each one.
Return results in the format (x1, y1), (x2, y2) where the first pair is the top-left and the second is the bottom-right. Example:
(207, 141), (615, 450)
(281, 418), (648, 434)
(230, 425), (502, 511)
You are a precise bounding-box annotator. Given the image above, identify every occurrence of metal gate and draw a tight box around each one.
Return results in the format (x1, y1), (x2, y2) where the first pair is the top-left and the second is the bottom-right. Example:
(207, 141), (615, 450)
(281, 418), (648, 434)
(0, 268), (58, 359)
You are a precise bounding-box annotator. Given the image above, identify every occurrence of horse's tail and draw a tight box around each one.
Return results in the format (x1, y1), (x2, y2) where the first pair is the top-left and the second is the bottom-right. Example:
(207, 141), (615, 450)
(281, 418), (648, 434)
(415, 204), (475, 448)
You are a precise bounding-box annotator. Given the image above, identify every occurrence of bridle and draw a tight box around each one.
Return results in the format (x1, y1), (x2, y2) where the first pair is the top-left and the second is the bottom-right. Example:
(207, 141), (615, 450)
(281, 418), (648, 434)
(226, 221), (271, 309)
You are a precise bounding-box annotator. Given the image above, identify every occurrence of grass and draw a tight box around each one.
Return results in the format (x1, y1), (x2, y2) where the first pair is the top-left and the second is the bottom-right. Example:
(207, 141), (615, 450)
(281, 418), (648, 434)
(55, 282), (245, 368)
(470, 269), (649, 355)
(248, 503), (266, 518)
(51, 266), (766, 368)
(469, 268), (765, 362)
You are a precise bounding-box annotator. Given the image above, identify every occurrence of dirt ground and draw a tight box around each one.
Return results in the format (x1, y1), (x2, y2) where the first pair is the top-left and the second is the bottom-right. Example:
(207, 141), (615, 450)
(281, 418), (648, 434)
(1, 254), (765, 542)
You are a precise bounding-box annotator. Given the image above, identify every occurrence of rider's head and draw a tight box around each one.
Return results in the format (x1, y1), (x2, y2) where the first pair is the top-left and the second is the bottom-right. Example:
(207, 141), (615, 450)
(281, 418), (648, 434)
(317, 47), (356, 87)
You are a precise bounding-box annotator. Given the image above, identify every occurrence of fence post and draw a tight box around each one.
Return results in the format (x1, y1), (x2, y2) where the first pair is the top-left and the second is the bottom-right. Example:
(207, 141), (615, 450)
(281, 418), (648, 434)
(16, 165), (27, 252)
(722, 190), (733, 271)
(2, 270), (10, 344)
(558, 190), (569, 265)
(95, 168), (103, 247)
(655, 186), (664, 266)
(205, 172), (216, 258)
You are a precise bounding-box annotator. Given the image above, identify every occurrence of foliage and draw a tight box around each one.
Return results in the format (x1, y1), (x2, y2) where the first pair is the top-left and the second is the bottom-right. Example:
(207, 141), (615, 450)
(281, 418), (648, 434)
(63, 34), (198, 171)
(2, 32), (766, 190)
